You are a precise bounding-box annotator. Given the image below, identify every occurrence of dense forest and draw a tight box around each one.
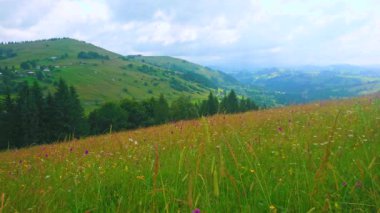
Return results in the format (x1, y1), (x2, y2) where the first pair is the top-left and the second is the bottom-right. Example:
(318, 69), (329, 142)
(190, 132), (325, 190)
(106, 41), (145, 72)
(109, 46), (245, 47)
(0, 80), (258, 149)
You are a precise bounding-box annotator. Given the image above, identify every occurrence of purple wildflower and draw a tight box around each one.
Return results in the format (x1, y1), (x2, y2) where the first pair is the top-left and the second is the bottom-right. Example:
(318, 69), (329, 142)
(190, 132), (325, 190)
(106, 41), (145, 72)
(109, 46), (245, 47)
(85, 150), (89, 155)
(192, 208), (201, 213)
(342, 181), (347, 187)
(70, 147), (73, 152)
(278, 127), (283, 132)
(45, 153), (48, 158)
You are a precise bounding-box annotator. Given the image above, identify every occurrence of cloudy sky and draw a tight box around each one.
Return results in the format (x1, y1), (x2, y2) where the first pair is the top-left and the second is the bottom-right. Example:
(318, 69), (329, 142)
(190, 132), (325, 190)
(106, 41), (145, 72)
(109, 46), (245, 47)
(1, 0), (379, 68)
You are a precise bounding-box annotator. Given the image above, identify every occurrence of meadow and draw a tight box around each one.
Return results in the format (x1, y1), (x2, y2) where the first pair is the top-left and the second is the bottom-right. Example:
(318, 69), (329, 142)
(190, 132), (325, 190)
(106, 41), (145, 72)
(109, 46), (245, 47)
(0, 95), (379, 212)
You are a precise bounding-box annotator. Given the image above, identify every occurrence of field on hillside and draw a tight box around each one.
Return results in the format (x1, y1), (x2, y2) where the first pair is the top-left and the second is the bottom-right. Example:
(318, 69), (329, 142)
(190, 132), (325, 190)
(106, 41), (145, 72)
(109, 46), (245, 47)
(0, 95), (379, 212)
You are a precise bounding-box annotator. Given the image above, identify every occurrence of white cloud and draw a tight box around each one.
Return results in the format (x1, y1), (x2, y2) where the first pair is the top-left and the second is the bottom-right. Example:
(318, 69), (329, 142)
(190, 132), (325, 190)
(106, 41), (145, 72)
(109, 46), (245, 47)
(0, 0), (380, 67)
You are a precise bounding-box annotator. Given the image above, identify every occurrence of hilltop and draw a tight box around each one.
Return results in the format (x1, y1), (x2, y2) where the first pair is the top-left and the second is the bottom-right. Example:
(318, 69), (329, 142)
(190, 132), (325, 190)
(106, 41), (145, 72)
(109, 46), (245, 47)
(0, 38), (274, 110)
(0, 94), (378, 212)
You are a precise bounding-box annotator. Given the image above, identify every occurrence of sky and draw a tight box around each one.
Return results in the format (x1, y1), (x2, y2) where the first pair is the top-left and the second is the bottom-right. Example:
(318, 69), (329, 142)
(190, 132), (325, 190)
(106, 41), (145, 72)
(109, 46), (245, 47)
(0, 0), (380, 69)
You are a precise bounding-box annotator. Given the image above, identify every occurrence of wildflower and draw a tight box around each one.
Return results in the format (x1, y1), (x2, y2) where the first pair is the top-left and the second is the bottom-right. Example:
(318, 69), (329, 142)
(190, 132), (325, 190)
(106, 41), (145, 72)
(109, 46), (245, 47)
(355, 181), (362, 189)
(192, 208), (201, 213)
(136, 175), (145, 180)
(45, 154), (48, 158)
(69, 147), (73, 152)
(269, 205), (277, 212)
(342, 181), (347, 187)
(250, 169), (256, 173)
(277, 127), (283, 132)
(85, 150), (89, 155)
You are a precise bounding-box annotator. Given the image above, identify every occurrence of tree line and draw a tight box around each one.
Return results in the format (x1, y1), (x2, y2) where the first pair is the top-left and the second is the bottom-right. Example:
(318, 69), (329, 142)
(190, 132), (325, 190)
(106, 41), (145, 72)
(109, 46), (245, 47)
(0, 80), (259, 149)
(0, 80), (86, 149)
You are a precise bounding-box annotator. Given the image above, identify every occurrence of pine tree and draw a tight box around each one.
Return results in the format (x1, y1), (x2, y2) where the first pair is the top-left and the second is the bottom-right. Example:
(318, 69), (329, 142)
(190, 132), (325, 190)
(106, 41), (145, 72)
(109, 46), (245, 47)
(43, 92), (56, 142)
(207, 91), (219, 115)
(51, 79), (71, 140)
(52, 79), (86, 140)
(219, 90), (239, 113)
(154, 94), (169, 124)
(0, 88), (15, 149)
(28, 82), (44, 144)
(68, 86), (87, 136)
(141, 98), (156, 126)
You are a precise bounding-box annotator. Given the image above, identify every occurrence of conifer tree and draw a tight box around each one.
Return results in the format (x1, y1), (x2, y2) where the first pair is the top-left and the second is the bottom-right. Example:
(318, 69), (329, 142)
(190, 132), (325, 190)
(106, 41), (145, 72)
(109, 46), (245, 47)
(52, 79), (86, 140)
(0, 88), (15, 149)
(154, 94), (169, 124)
(207, 91), (219, 115)
(140, 98), (156, 126)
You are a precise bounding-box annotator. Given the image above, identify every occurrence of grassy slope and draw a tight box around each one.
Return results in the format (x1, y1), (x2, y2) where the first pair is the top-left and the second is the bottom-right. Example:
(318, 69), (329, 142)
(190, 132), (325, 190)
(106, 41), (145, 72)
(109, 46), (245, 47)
(0, 95), (379, 212)
(130, 55), (278, 106)
(0, 39), (244, 111)
(128, 55), (239, 86)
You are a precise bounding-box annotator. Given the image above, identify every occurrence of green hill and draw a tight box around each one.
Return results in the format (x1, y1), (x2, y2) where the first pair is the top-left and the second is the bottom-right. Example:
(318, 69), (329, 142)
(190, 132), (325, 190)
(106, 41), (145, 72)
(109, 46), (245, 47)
(0, 38), (266, 111)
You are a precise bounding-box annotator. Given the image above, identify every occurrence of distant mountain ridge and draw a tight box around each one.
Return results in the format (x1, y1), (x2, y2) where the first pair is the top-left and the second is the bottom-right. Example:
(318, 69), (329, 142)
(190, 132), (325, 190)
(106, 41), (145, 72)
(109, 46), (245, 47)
(231, 66), (380, 104)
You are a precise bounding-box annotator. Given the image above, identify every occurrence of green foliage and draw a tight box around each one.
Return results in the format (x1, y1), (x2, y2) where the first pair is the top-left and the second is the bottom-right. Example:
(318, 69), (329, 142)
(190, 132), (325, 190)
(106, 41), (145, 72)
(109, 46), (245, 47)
(170, 96), (198, 121)
(0, 47), (17, 60)
(51, 79), (87, 140)
(220, 90), (239, 113)
(20, 60), (38, 69)
(120, 99), (148, 129)
(180, 72), (216, 88)
(154, 94), (170, 124)
(88, 102), (128, 134)
(199, 91), (219, 116)
(86, 90), (258, 136)
(77, 51), (109, 60)
(0, 79), (86, 148)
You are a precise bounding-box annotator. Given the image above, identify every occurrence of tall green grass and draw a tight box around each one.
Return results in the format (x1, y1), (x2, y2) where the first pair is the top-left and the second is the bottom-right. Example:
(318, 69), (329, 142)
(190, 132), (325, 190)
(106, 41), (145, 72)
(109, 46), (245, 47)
(0, 95), (379, 212)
